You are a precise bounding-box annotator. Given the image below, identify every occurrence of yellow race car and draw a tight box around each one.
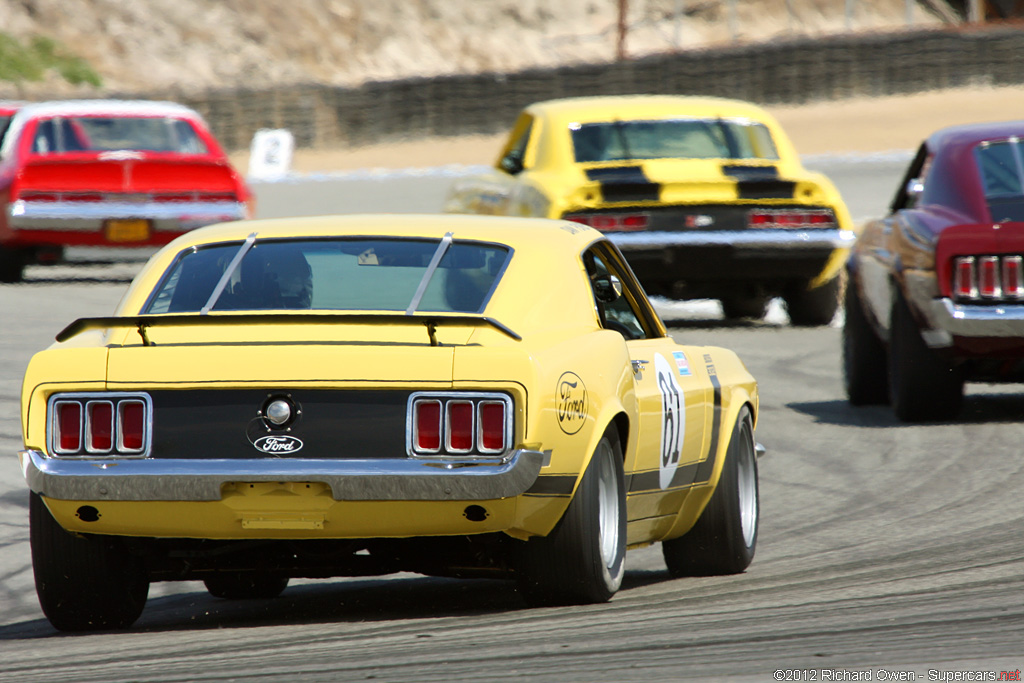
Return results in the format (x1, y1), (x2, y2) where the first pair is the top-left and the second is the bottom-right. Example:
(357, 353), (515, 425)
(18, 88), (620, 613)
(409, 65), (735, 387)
(20, 214), (759, 631)
(446, 95), (855, 325)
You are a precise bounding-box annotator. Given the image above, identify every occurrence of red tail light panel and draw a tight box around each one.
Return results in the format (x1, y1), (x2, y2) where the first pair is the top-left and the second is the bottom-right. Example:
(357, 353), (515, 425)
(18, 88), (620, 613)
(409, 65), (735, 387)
(407, 392), (513, 458)
(48, 392), (152, 458)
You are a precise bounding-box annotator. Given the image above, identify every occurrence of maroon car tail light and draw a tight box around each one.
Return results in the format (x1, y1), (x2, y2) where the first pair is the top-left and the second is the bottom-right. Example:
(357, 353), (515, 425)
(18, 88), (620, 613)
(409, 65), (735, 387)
(408, 392), (513, 457)
(747, 209), (836, 229)
(953, 257), (977, 300)
(48, 393), (151, 457)
(563, 213), (649, 232)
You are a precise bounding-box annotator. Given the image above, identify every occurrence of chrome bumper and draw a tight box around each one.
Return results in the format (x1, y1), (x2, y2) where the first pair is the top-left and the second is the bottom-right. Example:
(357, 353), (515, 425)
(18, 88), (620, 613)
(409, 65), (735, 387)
(607, 228), (856, 251)
(19, 448), (544, 502)
(930, 298), (1024, 338)
(8, 199), (247, 232)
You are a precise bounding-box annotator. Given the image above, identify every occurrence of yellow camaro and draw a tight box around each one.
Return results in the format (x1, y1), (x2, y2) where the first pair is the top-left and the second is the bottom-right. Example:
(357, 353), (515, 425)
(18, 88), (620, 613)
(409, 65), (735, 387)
(20, 214), (759, 631)
(446, 95), (855, 325)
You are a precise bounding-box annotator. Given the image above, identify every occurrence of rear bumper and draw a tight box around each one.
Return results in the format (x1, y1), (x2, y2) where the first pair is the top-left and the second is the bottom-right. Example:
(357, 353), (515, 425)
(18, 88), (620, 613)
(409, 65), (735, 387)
(929, 298), (1024, 338)
(7, 199), (247, 234)
(607, 228), (856, 251)
(19, 448), (545, 502)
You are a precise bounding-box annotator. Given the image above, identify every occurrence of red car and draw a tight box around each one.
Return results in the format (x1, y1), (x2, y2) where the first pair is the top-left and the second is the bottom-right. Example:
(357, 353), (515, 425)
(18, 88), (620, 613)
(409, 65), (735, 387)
(844, 120), (1024, 421)
(0, 100), (251, 282)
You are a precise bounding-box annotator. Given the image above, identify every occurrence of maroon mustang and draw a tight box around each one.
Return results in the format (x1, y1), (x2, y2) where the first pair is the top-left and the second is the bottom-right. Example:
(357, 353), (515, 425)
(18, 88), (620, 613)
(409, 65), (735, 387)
(844, 120), (1024, 421)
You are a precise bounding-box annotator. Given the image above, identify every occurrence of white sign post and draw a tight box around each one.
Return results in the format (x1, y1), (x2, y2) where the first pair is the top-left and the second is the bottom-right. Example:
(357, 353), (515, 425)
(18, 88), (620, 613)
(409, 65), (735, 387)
(248, 129), (294, 181)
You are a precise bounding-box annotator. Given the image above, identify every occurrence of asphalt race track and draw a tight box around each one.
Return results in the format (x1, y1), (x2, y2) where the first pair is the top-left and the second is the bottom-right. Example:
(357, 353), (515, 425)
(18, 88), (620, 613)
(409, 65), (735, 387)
(0, 157), (1021, 682)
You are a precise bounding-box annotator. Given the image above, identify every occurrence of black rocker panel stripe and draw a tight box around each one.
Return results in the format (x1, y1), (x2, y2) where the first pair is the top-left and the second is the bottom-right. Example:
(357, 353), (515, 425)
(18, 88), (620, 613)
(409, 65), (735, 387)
(586, 166), (660, 203)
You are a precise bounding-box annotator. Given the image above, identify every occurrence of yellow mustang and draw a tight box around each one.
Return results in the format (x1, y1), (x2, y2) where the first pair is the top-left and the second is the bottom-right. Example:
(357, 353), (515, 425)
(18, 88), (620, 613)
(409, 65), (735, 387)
(20, 214), (759, 631)
(446, 95), (855, 325)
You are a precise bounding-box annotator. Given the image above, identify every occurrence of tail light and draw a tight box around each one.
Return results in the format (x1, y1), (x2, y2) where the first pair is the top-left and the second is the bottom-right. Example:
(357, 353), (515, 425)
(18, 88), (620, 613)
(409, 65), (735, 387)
(748, 209), (836, 229)
(952, 255), (1024, 302)
(49, 393), (151, 457)
(563, 213), (649, 232)
(408, 392), (512, 457)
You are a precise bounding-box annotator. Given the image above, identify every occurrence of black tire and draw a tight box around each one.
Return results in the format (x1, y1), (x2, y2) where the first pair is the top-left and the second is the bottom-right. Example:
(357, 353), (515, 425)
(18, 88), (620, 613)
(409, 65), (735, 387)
(720, 295), (769, 320)
(517, 426), (626, 605)
(30, 492), (149, 631)
(889, 291), (963, 422)
(662, 406), (758, 577)
(843, 277), (889, 405)
(784, 276), (841, 326)
(0, 246), (27, 283)
(204, 572), (289, 600)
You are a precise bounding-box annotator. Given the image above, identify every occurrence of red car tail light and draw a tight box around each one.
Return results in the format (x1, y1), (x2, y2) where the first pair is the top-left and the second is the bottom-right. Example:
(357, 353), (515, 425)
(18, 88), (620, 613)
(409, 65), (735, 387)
(978, 256), (1001, 298)
(48, 393), (151, 457)
(477, 401), (507, 453)
(54, 401), (82, 453)
(747, 209), (836, 229)
(409, 393), (512, 457)
(562, 213), (649, 232)
(446, 401), (474, 452)
(953, 256), (977, 300)
(118, 400), (147, 452)
(413, 399), (442, 452)
(1003, 256), (1024, 299)
(86, 401), (114, 452)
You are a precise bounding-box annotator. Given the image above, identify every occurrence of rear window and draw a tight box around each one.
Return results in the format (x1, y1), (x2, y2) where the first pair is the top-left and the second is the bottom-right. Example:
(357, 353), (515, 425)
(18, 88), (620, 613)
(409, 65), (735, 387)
(31, 116), (208, 155)
(570, 118), (779, 163)
(144, 237), (511, 315)
(975, 139), (1024, 222)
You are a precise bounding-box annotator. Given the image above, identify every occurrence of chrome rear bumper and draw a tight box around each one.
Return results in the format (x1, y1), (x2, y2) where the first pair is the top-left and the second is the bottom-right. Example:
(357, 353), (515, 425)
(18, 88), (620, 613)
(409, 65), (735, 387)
(8, 199), (247, 232)
(608, 228), (856, 251)
(19, 448), (545, 502)
(930, 298), (1024, 338)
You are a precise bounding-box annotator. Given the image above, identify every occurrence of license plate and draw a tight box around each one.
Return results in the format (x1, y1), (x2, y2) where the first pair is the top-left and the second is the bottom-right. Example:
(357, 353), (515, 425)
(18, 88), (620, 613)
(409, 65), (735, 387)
(105, 219), (151, 243)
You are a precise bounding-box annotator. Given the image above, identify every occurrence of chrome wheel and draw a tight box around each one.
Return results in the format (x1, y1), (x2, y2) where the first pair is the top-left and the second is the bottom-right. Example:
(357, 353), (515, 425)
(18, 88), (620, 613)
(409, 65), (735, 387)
(736, 423), (758, 548)
(595, 440), (622, 570)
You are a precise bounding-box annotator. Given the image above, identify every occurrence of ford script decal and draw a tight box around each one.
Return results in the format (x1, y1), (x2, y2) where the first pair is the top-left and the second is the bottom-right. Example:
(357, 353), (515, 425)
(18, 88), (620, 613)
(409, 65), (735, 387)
(556, 371), (588, 435)
(253, 435), (304, 454)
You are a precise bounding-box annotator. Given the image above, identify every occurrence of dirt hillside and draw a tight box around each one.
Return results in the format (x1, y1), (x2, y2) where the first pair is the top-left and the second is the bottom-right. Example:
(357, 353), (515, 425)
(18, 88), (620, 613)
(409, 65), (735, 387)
(0, 0), (946, 99)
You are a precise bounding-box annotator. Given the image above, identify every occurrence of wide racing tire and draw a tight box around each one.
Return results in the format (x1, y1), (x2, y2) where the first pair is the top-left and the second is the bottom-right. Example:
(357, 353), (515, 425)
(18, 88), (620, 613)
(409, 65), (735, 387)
(784, 276), (841, 326)
(204, 572), (290, 600)
(517, 426), (626, 605)
(0, 246), (26, 283)
(842, 278), (889, 405)
(720, 295), (769, 321)
(889, 291), (963, 422)
(662, 406), (758, 577)
(30, 492), (149, 631)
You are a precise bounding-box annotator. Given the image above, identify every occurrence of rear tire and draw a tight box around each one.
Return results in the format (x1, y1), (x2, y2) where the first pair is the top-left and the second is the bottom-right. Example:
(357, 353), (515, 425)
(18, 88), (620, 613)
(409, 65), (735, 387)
(843, 278), (889, 405)
(204, 572), (289, 600)
(662, 407), (758, 576)
(889, 291), (963, 422)
(720, 295), (769, 320)
(0, 246), (27, 283)
(517, 426), (626, 605)
(785, 277), (841, 326)
(30, 492), (149, 631)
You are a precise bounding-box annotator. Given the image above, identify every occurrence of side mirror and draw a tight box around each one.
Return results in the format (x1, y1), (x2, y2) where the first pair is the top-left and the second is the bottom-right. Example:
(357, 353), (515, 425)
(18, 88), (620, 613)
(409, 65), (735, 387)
(500, 150), (524, 175)
(594, 274), (623, 303)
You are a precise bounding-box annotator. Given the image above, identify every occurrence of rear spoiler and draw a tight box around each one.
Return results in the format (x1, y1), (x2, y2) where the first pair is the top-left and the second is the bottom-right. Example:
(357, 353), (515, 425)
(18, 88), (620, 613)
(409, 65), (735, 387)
(56, 313), (521, 346)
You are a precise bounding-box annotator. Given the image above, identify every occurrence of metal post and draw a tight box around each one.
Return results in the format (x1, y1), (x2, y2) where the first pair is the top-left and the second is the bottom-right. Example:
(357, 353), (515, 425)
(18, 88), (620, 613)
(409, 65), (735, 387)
(906, 0), (914, 25)
(673, 0), (683, 50)
(845, 0), (855, 31)
(968, 0), (984, 22)
(728, 0), (738, 41)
